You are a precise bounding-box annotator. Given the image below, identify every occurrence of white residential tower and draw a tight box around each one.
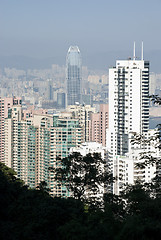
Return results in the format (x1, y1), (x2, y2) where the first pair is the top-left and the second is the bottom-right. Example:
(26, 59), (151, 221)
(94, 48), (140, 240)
(107, 43), (150, 194)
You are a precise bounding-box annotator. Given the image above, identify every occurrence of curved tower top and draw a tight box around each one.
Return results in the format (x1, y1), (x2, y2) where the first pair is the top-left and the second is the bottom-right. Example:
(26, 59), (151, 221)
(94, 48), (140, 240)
(68, 46), (80, 53)
(66, 46), (82, 106)
(66, 46), (81, 67)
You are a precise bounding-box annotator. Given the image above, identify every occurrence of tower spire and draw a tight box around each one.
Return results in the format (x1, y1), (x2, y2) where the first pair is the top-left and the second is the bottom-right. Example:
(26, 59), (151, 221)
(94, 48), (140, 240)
(133, 41), (136, 60)
(141, 41), (144, 60)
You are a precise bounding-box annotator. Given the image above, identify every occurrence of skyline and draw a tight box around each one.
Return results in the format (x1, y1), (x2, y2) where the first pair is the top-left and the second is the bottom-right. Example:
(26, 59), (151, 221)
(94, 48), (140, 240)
(0, 0), (161, 71)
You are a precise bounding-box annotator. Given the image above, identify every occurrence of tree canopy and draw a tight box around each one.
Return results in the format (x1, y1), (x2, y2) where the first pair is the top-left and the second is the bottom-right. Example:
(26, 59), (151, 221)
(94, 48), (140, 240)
(53, 152), (113, 206)
(1, 147), (161, 240)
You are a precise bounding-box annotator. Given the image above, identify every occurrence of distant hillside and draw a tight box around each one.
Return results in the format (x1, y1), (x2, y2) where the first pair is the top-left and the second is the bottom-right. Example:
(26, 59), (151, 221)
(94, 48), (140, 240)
(0, 50), (161, 72)
(0, 55), (64, 70)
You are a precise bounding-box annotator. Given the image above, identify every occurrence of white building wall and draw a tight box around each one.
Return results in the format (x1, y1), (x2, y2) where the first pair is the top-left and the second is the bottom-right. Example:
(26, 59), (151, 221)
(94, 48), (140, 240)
(107, 56), (150, 194)
(4, 119), (12, 168)
(70, 142), (107, 159)
(113, 128), (159, 195)
(131, 69), (141, 133)
(107, 60), (149, 156)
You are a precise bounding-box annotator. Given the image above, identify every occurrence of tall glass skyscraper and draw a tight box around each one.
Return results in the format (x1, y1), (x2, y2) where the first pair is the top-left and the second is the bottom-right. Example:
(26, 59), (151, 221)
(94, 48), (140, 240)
(66, 46), (82, 106)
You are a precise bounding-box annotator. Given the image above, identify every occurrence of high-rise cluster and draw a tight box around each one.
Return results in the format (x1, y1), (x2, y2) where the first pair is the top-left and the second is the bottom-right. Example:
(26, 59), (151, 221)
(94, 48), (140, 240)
(1, 44), (158, 198)
(0, 96), (108, 197)
(2, 103), (82, 196)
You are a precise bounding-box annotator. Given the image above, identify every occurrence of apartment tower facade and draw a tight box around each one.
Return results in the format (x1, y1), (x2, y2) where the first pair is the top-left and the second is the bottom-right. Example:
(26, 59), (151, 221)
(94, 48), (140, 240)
(107, 44), (149, 156)
(0, 97), (21, 163)
(90, 104), (109, 146)
(107, 43), (150, 194)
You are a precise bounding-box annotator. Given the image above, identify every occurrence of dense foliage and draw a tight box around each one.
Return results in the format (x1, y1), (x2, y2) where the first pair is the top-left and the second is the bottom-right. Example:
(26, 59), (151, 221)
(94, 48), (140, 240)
(53, 152), (113, 206)
(1, 158), (161, 240)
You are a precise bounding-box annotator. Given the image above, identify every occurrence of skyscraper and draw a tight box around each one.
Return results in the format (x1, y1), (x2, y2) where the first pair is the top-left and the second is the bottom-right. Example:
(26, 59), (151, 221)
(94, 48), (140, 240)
(106, 43), (150, 194)
(66, 46), (82, 106)
(107, 43), (149, 157)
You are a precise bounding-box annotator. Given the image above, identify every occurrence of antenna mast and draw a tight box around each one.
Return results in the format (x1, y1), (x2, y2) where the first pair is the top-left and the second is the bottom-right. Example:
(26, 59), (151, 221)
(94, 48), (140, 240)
(133, 41), (136, 60)
(141, 41), (144, 60)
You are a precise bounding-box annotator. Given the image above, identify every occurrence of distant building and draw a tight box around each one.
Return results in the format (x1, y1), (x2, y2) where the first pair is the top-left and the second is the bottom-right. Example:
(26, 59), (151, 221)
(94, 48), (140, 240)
(82, 94), (93, 106)
(66, 104), (96, 142)
(23, 106), (48, 120)
(70, 141), (107, 159)
(66, 46), (82, 105)
(0, 97), (21, 163)
(50, 115), (82, 197)
(4, 106), (83, 197)
(90, 104), (108, 146)
(46, 79), (53, 100)
(57, 92), (66, 109)
(4, 109), (52, 188)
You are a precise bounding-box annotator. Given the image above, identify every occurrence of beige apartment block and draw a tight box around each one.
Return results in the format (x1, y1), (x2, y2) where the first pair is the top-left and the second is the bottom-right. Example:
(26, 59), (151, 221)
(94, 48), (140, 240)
(0, 97), (21, 163)
(66, 104), (96, 142)
(4, 107), (53, 189)
(90, 104), (109, 146)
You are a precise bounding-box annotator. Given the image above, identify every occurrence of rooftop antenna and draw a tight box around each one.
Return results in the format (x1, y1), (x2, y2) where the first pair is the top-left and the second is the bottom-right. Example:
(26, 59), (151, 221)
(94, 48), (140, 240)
(133, 41), (136, 60)
(141, 41), (144, 60)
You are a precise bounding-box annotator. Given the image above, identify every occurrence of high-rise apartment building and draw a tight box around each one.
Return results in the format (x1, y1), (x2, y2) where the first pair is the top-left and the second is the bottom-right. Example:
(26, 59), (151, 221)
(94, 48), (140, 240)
(107, 45), (149, 157)
(66, 46), (82, 106)
(90, 104), (108, 146)
(4, 109), (52, 188)
(66, 104), (96, 142)
(0, 97), (21, 163)
(50, 115), (82, 197)
(112, 129), (158, 194)
(4, 106), (83, 196)
(107, 44), (150, 194)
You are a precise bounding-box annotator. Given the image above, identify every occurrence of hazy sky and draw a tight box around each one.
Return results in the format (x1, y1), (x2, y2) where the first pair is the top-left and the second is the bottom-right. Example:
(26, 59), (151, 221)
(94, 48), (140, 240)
(0, 0), (161, 66)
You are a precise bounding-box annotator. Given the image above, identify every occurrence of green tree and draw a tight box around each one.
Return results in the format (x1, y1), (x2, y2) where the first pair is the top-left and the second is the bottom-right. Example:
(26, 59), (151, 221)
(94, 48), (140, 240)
(0, 162), (86, 240)
(53, 152), (113, 206)
(117, 182), (161, 240)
